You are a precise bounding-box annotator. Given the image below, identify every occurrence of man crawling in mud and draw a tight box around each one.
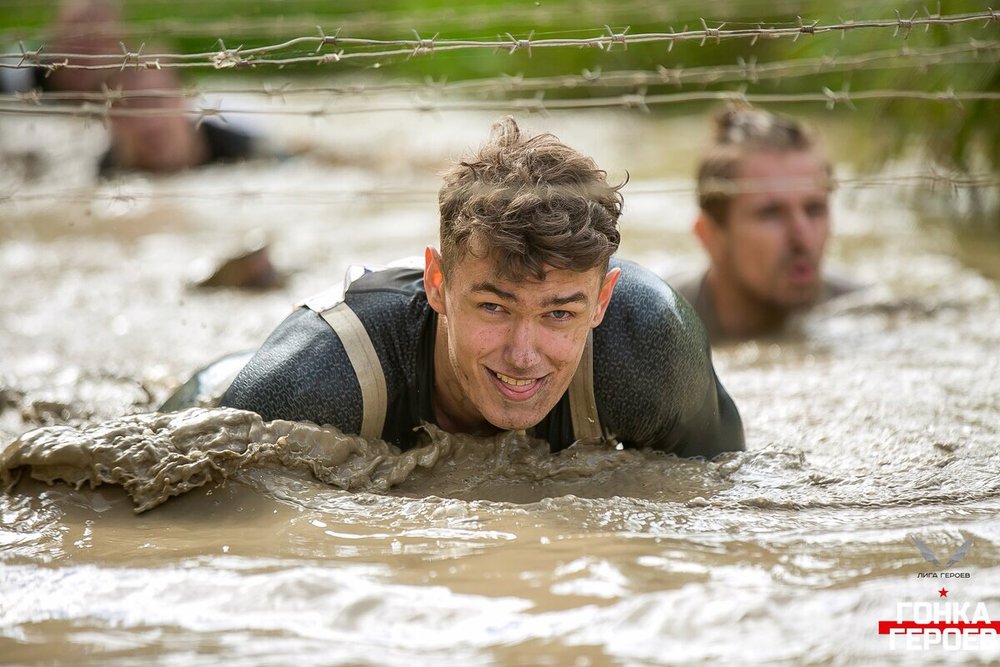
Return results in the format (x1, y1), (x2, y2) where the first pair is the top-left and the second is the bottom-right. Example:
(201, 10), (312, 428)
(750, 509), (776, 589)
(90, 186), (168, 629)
(216, 117), (744, 459)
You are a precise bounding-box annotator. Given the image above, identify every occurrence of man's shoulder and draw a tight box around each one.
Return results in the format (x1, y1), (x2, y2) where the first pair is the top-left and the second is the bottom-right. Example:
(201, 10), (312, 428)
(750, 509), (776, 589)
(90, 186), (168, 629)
(822, 271), (864, 301)
(590, 260), (731, 455)
(300, 262), (426, 315)
(605, 259), (706, 339)
(595, 259), (711, 382)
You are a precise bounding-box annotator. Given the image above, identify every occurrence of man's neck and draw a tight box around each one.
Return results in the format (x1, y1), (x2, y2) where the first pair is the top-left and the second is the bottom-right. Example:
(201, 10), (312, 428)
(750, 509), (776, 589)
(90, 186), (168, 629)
(705, 270), (788, 340)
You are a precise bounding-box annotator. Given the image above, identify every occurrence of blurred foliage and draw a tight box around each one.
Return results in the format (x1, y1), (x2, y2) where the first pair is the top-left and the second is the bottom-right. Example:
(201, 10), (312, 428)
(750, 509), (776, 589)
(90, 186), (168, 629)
(2, 0), (997, 221)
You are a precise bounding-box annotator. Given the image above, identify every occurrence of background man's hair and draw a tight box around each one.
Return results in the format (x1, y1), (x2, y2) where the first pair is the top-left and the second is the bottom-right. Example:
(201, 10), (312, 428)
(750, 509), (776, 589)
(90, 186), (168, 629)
(438, 116), (623, 282)
(696, 106), (831, 224)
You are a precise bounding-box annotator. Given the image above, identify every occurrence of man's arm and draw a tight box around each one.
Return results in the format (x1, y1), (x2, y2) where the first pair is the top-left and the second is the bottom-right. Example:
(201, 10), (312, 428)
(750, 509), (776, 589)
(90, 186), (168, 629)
(221, 308), (365, 431)
(594, 260), (745, 458)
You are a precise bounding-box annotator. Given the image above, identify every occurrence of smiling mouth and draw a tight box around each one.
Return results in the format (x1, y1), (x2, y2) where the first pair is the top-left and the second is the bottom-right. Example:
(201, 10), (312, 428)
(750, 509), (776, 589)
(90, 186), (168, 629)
(488, 368), (546, 400)
(495, 371), (536, 387)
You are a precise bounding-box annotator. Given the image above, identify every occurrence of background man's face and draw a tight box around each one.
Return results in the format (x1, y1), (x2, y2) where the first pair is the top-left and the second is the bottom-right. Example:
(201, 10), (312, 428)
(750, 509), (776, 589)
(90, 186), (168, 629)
(111, 100), (206, 173)
(427, 249), (617, 432)
(713, 150), (831, 308)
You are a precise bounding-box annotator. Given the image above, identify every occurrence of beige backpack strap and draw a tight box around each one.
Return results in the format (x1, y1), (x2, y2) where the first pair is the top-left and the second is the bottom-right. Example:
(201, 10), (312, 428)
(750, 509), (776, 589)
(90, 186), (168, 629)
(318, 302), (387, 440)
(568, 331), (603, 443)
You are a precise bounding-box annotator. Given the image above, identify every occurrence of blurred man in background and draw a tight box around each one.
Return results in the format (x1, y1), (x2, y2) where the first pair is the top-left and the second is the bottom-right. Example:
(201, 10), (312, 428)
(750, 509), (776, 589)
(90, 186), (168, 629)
(100, 66), (259, 175)
(0, 0), (123, 94)
(1, 0), (267, 175)
(672, 108), (856, 343)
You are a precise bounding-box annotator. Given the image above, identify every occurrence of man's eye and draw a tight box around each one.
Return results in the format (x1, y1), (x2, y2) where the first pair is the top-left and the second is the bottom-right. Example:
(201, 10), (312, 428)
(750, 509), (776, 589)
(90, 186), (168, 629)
(757, 206), (784, 221)
(550, 310), (573, 321)
(481, 303), (503, 313)
(806, 202), (828, 219)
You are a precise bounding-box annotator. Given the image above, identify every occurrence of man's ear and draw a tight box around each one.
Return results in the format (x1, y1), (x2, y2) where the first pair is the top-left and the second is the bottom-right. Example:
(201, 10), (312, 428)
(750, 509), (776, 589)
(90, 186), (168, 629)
(424, 246), (447, 314)
(591, 267), (621, 327)
(694, 212), (725, 261)
(693, 212), (713, 248)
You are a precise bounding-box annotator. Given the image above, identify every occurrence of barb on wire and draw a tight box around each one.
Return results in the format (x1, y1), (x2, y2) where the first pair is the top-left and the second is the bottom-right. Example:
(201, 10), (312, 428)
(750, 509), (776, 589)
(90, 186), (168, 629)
(14, 88), (42, 105)
(822, 83), (856, 110)
(99, 81), (123, 108)
(794, 16), (820, 42)
(516, 90), (549, 115)
(213, 40), (248, 69)
(502, 31), (535, 57)
(603, 25), (631, 51)
(657, 64), (683, 86)
(699, 19), (723, 46)
(493, 72), (520, 91)
(895, 10), (919, 39)
(409, 30), (439, 58)
(17, 41), (42, 68)
(118, 41), (146, 71)
(194, 103), (226, 129)
(620, 86), (650, 112)
(262, 82), (291, 103)
(737, 56), (758, 84)
(936, 85), (964, 109)
(315, 26), (342, 53)
(317, 50), (345, 64)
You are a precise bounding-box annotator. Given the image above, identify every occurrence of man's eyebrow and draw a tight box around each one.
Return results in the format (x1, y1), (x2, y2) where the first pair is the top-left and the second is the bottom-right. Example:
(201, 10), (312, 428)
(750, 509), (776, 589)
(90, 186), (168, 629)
(752, 200), (785, 214)
(540, 292), (589, 308)
(468, 283), (590, 308)
(469, 282), (519, 303)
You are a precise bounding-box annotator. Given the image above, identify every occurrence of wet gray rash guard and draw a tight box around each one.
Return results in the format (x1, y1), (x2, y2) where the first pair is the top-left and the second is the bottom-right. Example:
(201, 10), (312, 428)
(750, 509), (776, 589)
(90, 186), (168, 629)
(221, 258), (744, 458)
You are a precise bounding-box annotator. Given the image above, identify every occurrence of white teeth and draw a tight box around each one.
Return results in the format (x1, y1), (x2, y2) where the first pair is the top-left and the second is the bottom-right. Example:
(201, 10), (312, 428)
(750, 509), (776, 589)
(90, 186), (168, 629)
(495, 371), (535, 387)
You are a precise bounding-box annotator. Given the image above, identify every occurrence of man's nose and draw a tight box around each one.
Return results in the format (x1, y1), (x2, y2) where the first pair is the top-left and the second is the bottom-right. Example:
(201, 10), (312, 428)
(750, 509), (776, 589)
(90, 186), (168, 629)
(787, 208), (815, 249)
(505, 320), (541, 370)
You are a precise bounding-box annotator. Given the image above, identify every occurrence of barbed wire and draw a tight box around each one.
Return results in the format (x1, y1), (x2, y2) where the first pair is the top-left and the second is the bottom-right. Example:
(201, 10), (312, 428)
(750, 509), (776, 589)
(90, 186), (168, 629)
(0, 0), (853, 42)
(2, 172), (996, 208)
(1, 86), (996, 121)
(3, 10), (997, 72)
(3, 41), (996, 106)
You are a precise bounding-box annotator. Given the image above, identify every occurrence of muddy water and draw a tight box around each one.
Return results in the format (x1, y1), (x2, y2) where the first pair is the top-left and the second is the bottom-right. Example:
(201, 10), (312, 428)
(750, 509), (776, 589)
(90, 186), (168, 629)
(1, 107), (999, 666)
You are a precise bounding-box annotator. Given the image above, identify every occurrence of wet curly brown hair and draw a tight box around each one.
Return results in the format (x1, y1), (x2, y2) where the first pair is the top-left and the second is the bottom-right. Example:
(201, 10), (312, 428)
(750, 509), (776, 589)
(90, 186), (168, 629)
(438, 116), (623, 282)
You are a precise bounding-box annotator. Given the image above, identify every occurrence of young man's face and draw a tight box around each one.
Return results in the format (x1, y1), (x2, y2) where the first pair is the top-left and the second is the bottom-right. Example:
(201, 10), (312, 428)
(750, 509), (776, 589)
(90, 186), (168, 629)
(425, 246), (619, 433)
(704, 150), (831, 308)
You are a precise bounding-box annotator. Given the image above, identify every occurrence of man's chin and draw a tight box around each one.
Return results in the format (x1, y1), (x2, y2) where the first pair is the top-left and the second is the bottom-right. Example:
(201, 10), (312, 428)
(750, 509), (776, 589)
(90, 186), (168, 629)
(482, 404), (550, 432)
(486, 416), (542, 432)
(773, 299), (815, 312)
(776, 283), (823, 308)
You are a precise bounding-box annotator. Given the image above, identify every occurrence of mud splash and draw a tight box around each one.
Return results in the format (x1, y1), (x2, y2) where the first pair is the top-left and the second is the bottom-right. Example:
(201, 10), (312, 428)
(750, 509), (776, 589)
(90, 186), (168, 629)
(2, 407), (733, 512)
(5, 376), (998, 516)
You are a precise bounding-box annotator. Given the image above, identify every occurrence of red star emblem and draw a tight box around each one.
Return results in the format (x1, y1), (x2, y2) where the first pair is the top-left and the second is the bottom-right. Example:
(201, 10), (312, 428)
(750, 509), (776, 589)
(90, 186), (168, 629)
(938, 588), (949, 597)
